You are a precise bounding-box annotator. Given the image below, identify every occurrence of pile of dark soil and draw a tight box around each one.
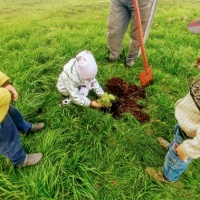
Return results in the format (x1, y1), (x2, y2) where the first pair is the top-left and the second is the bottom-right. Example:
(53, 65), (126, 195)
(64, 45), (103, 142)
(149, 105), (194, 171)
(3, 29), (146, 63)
(102, 77), (150, 123)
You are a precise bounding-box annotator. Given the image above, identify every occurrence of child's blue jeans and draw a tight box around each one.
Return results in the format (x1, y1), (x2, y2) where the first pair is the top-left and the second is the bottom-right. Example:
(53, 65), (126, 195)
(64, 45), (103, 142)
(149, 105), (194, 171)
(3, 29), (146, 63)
(163, 124), (192, 182)
(0, 104), (32, 165)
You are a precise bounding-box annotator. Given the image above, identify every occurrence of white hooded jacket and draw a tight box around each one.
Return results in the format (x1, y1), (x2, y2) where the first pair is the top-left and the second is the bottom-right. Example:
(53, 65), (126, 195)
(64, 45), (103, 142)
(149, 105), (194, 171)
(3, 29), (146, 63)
(56, 58), (104, 107)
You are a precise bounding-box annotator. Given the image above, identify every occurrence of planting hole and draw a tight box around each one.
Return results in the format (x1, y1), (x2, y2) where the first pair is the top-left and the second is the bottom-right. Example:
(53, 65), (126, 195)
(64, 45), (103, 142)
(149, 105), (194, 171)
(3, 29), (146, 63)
(101, 77), (150, 123)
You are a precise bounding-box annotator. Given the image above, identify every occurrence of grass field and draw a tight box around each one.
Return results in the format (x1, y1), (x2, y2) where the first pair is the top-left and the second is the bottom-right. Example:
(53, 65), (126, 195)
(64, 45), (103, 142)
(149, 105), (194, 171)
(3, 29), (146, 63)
(0, 0), (200, 199)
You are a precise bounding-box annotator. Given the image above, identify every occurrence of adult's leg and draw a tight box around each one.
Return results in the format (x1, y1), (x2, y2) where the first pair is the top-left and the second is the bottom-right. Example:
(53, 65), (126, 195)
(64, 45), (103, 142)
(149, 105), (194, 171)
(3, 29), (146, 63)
(127, 0), (152, 61)
(107, 0), (131, 59)
(8, 104), (31, 133)
(0, 114), (26, 165)
(163, 124), (192, 182)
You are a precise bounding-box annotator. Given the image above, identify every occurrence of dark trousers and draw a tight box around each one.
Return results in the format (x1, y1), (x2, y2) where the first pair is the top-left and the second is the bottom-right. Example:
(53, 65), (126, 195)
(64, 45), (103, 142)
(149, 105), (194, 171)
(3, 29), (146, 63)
(0, 104), (31, 165)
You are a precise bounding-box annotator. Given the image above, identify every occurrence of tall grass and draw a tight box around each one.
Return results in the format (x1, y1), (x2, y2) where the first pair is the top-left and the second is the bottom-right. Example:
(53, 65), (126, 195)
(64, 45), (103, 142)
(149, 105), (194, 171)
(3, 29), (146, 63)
(0, 0), (200, 199)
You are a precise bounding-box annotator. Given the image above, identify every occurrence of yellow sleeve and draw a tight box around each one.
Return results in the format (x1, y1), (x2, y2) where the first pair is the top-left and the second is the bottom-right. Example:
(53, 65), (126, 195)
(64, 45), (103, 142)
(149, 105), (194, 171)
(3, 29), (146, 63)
(0, 88), (11, 122)
(0, 71), (10, 86)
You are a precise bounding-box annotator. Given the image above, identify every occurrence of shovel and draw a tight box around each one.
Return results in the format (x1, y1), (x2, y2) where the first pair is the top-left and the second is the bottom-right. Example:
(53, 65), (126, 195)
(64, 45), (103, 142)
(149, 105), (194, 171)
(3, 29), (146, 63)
(133, 0), (153, 87)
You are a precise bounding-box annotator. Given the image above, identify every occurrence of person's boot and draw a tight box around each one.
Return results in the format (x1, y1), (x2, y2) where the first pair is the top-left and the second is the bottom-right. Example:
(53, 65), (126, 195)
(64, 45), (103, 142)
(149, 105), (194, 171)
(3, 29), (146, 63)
(125, 57), (136, 67)
(20, 153), (43, 167)
(106, 56), (120, 63)
(60, 98), (72, 107)
(30, 122), (45, 133)
(146, 167), (170, 183)
(158, 137), (169, 151)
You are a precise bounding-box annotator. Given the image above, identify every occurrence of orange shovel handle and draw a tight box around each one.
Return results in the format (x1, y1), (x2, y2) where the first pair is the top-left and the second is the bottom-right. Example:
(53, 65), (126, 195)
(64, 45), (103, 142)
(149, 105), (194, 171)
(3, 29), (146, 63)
(132, 0), (149, 70)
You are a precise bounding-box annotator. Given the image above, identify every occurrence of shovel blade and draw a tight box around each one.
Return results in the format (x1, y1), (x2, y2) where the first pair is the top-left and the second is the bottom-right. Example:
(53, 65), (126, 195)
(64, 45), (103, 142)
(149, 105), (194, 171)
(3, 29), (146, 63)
(139, 66), (153, 87)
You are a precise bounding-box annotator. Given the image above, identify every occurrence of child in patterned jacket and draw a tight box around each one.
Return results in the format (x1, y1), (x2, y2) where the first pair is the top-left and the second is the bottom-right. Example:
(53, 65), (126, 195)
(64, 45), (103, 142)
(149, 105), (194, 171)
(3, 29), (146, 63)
(146, 79), (200, 182)
(57, 50), (104, 108)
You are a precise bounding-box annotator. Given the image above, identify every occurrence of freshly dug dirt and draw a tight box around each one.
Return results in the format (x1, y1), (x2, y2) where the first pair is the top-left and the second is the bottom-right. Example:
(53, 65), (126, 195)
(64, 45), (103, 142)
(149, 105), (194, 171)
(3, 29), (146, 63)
(102, 77), (150, 123)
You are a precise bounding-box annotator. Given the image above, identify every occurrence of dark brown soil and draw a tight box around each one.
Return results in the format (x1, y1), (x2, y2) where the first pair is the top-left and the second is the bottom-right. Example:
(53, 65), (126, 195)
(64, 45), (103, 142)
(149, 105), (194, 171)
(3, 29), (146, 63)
(102, 77), (150, 123)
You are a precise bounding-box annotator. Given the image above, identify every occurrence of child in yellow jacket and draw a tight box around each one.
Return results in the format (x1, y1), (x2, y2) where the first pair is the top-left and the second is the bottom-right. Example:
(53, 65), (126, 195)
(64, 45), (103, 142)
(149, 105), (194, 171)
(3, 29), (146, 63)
(0, 71), (44, 167)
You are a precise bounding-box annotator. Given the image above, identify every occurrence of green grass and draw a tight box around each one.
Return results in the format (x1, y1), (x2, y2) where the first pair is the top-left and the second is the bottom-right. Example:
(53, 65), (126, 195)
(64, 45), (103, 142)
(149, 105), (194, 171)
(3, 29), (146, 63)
(0, 0), (200, 199)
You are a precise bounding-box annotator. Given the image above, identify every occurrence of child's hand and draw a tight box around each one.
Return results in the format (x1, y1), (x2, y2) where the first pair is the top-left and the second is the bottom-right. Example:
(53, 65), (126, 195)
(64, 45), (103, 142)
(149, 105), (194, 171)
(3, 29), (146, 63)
(90, 101), (102, 108)
(5, 84), (18, 101)
(176, 143), (188, 162)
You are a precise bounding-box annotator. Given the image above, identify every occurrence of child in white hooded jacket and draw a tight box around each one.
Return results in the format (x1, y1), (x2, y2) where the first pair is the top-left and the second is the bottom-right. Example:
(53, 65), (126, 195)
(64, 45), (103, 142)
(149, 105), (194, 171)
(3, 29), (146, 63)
(56, 50), (104, 108)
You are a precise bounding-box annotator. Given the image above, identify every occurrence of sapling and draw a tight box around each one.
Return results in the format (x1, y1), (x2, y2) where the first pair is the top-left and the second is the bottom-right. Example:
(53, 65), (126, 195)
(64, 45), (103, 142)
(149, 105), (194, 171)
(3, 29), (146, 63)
(97, 92), (115, 107)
